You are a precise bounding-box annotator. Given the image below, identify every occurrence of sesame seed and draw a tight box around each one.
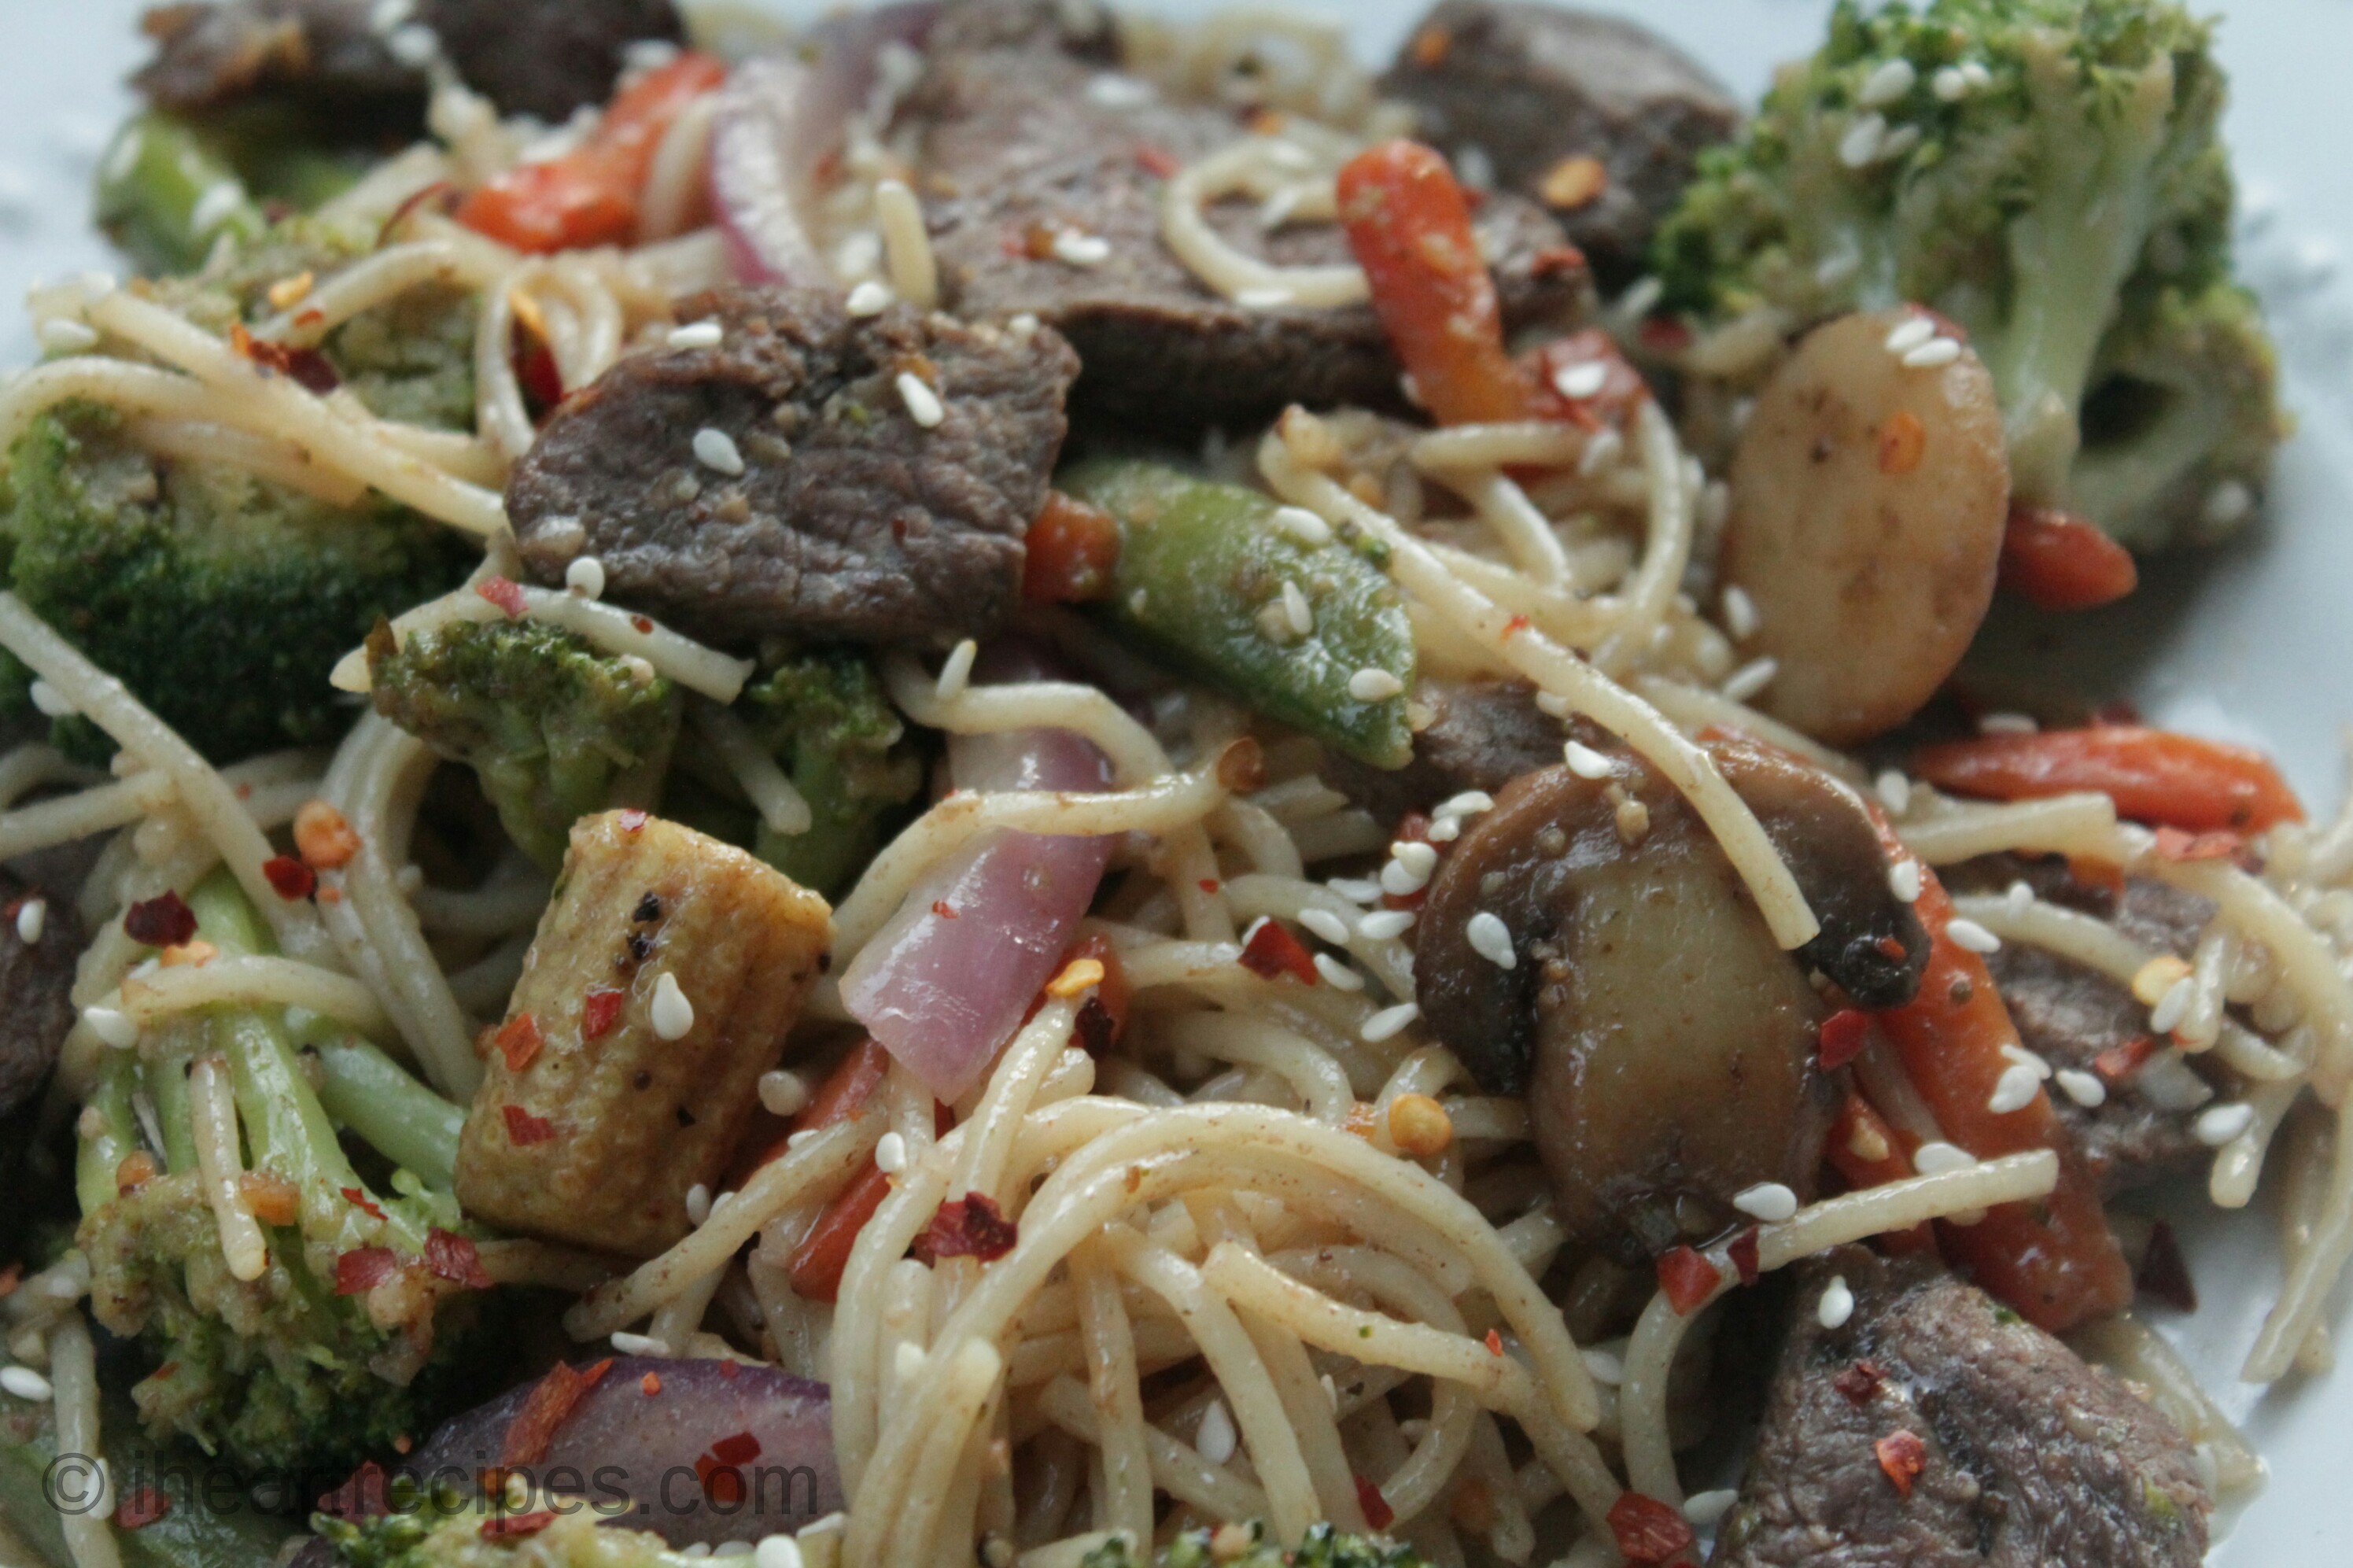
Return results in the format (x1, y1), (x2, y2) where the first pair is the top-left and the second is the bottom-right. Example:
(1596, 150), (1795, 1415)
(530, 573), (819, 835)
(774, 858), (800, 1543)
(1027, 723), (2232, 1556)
(1326, 877), (1381, 906)
(758, 1070), (808, 1117)
(1558, 740), (1614, 780)
(566, 556), (606, 599)
(1425, 817), (1460, 843)
(1944, 917), (2000, 954)
(1720, 657), (1779, 703)
(756, 1536), (806, 1568)
(1435, 791), (1495, 821)
(386, 23), (440, 67)
(1932, 65), (1970, 100)
(896, 372), (946, 428)
(1399, 372), (1424, 408)
(2150, 975), (2195, 1035)
(14, 899), (43, 944)
(1839, 113), (1888, 168)
(786, 1130), (817, 1150)
(1721, 585), (1760, 640)
(2056, 1069), (2108, 1108)
(1085, 72), (1155, 108)
(1887, 859), (1922, 903)
(1361, 1001), (1421, 1042)
(874, 1131), (909, 1174)
(693, 427), (746, 476)
(610, 1330), (670, 1356)
(1879, 124), (1921, 162)
(1349, 668), (1405, 702)
(2195, 1101), (2255, 1146)
(1884, 317), (1936, 355)
(1987, 1063), (2041, 1115)
(85, 1005), (137, 1050)
(686, 1183), (713, 1226)
(1960, 61), (1992, 88)
(28, 681), (72, 718)
(1392, 841), (1438, 877)
(1279, 580), (1314, 638)
(1379, 855), (1429, 896)
(668, 320), (724, 350)
(1312, 954), (1365, 991)
(1875, 770), (1912, 815)
(1050, 229), (1112, 266)
(2003, 880), (2034, 917)
(1299, 907), (1352, 946)
(1683, 1489), (1739, 1528)
(2133, 955), (2193, 1006)
(2001, 1043), (2051, 1079)
(1912, 1140), (1975, 1175)
(1534, 691), (1573, 718)
(2202, 479), (2254, 529)
(1732, 1182), (1799, 1223)
(1551, 360), (1609, 400)
(1577, 426), (1623, 476)
(1358, 909), (1415, 941)
(1007, 312), (1040, 339)
(894, 1341), (924, 1380)
(935, 638), (979, 701)
(650, 972), (695, 1040)
(1466, 911), (1516, 969)
(1977, 710), (2038, 736)
(1196, 1398), (1237, 1464)
(1, 1365), (53, 1401)
(1902, 338), (1963, 369)
(1859, 58), (1917, 107)
(1816, 1275), (1855, 1330)
(846, 279), (894, 316)
(1271, 504), (1332, 546)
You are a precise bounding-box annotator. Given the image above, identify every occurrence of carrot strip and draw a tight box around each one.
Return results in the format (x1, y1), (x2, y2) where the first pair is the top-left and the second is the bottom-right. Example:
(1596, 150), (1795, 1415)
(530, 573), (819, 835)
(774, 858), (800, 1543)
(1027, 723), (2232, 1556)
(1997, 504), (2138, 611)
(1915, 725), (2303, 833)
(785, 1163), (892, 1304)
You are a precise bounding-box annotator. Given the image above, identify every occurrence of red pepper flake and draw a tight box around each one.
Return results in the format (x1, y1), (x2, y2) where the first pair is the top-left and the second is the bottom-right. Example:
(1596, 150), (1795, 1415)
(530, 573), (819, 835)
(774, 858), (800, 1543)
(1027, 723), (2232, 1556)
(1875, 1429), (1927, 1496)
(1833, 1359), (1886, 1406)
(1484, 1328), (1503, 1357)
(340, 1186), (387, 1221)
(114, 1486), (171, 1531)
(718, 1359), (739, 1378)
(581, 986), (626, 1041)
(228, 323), (340, 394)
(1074, 995), (1116, 1056)
(2153, 825), (2248, 865)
(123, 891), (198, 949)
(1528, 243), (1587, 279)
(1238, 917), (1320, 985)
(1728, 1226), (1761, 1287)
(2093, 1034), (2159, 1084)
(618, 808), (648, 833)
(1353, 1474), (1395, 1532)
(1503, 614), (1530, 639)
(1198, 879), (1221, 893)
(334, 1246), (399, 1296)
(380, 179), (458, 243)
(640, 1371), (662, 1395)
(317, 1460), (389, 1521)
(502, 1104), (556, 1146)
(914, 1192), (1020, 1262)
(493, 1012), (544, 1072)
(475, 575), (529, 618)
(696, 1452), (747, 1507)
(501, 1358), (614, 1467)
(153, 1362), (176, 1381)
(632, 615), (655, 634)
(1396, 811), (1436, 845)
(425, 1227), (494, 1289)
(1816, 1008), (1870, 1071)
(1656, 1245), (1720, 1315)
(0, 1261), (20, 1299)
(710, 1431), (762, 1466)
(2136, 1218), (2197, 1312)
(931, 900), (960, 919)
(1638, 316), (1692, 354)
(1606, 1491), (1695, 1565)
(480, 1512), (558, 1541)
(262, 854), (317, 900)
(1136, 144), (1181, 178)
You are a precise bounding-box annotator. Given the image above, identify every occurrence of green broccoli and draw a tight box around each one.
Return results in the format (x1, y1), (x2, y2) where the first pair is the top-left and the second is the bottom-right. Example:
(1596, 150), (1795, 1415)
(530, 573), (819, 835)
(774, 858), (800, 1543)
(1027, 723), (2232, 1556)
(95, 106), (374, 278)
(1086, 1522), (1430, 1568)
(732, 647), (924, 899)
(367, 618), (684, 872)
(75, 873), (490, 1483)
(319, 1484), (703, 1568)
(1653, 0), (2287, 550)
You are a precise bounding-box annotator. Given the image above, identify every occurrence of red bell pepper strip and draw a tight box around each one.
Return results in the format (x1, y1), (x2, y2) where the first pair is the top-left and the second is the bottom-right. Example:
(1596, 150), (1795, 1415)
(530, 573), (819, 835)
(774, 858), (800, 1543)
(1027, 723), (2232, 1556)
(1997, 504), (2138, 611)
(1864, 814), (2131, 1331)
(1914, 725), (2303, 834)
(457, 54), (728, 253)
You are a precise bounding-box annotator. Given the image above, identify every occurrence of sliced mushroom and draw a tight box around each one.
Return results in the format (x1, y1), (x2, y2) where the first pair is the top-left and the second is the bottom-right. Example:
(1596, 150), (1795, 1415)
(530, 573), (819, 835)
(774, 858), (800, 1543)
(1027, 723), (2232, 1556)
(1720, 309), (2010, 744)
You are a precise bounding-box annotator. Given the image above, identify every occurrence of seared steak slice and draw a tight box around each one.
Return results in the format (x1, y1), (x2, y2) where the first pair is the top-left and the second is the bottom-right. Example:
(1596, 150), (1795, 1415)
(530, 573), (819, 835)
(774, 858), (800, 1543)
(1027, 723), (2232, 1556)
(1380, 1), (1739, 287)
(508, 286), (1079, 649)
(1713, 1247), (2208, 1568)
(0, 871), (81, 1121)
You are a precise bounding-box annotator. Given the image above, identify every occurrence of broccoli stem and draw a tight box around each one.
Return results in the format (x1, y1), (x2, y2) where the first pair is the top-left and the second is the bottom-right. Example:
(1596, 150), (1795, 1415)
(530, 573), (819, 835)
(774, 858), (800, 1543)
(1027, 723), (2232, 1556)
(75, 1055), (140, 1218)
(312, 1035), (463, 1192)
(144, 1042), (198, 1175)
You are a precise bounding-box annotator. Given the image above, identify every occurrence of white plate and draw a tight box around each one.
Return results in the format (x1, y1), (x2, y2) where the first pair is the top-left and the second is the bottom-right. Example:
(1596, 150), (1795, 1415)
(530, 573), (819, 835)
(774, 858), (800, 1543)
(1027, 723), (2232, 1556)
(0, 0), (2344, 1559)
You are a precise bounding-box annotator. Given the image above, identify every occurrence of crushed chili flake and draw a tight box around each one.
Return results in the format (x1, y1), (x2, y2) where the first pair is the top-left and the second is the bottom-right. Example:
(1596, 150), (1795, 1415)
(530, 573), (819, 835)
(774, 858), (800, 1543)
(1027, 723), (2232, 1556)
(480, 1512), (558, 1541)
(475, 575), (529, 618)
(710, 1431), (762, 1466)
(1655, 1245), (1720, 1315)
(503, 1104), (556, 1146)
(1877, 409), (1927, 476)
(641, 1371), (663, 1395)
(1410, 24), (1451, 65)
(1638, 316), (1691, 354)
(2153, 826), (2248, 865)
(1353, 1474), (1395, 1532)
(1198, 879), (1222, 894)
(340, 1185), (387, 1221)
(262, 854), (316, 900)
(1606, 1491), (1695, 1565)
(493, 1012), (544, 1072)
(123, 891), (197, 949)
(1503, 614), (1530, 638)
(696, 1452), (747, 1507)
(618, 809), (648, 832)
(1528, 243), (1587, 279)
(228, 323), (340, 395)
(334, 1246), (400, 1296)
(1875, 1429), (1927, 1496)
(239, 1171), (297, 1224)
(718, 1359), (739, 1378)
(0, 1261), (20, 1299)
(2136, 1218), (2197, 1312)
(317, 1460), (389, 1521)
(1817, 1008), (1870, 1070)
(581, 986), (626, 1040)
(501, 1359), (614, 1467)
(380, 179), (457, 243)
(294, 799), (361, 869)
(1834, 1359), (1886, 1406)
(1728, 1227), (1761, 1287)
(1239, 917), (1320, 985)
(1484, 1328), (1503, 1357)
(632, 616), (655, 635)
(1074, 996), (1116, 1056)
(932, 900), (960, 919)
(1344, 1101), (1380, 1139)
(915, 1192), (1020, 1262)
(1136, 144), (1180, 178)
(115, 1487), (171, 1531)
(2093, 1034), (2159, 1083)
(426, 1227), (495, 1289)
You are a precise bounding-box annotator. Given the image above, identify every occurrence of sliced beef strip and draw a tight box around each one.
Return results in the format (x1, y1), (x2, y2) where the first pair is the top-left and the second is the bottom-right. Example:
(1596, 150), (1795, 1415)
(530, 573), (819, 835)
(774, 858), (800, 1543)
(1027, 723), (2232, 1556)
(1380, 1), (1739, 288)
(507, 286), (1080, 649)
(135, 0), (683, 126)
(0, 871), (83, 1122)
(1318, 677), (1569, 825)
(1712, 1246), (2208, 1568)
(1944, 854), (2220, 1195)
(901, 4), (1591, 427)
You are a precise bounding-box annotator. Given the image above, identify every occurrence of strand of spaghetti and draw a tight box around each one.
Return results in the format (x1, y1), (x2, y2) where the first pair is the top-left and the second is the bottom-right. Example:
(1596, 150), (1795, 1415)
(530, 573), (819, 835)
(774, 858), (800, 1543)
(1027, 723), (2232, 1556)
(1632, 674), (1872, 784)
(1412, 422), (1591, 472)
(564, 1109), (880, 1338)
(546, 255), (629, 386)
(2069, 1313), (2264, 1495)
(954, 998), (1080, 1205)
(1031, 1375), (1271, 1522)
(2212, 1077), (2303, 1209)
(883, 656), (1169, 785)
(255, 240), (503, 343)
(1071, 1239), (1155, 1546)
(1618, 1150), (2060, 1503)
(0, 356), (233, 444)
(1591, 404), (1696, 674)
(1444, 467), (1571, 585)
(1156, 1013), (1354, 1123)
(690, 696), (813, 836)
(409, 856), (551, 938)
(188, 1052), (268, 1282)
(1894, 791), (2122, 865)
(1162, 139), (1366, 308)
(856, 1338), (1002, 1568)
(474, 260), (537, 460)
(1260, 437), (1818, 951)
(0, 592), (333, 964)
(100, 956), (389, 1037)
(83, 290), (507, 535)
(831, 769), (1226, 959)
(1223, 872), (1414, 1000)
(361, 417), (507, 487)
(2245, 1099), (2353, 1381)
(1208, 800), (1305, 879)
(124, 417), (371, 506)
(0, 742), (98, 807)
(49, 1311), (122, 1568)
(646, 1253), (728, 1357)
(1237, 1289), (1373, 1529)
(2272, 1103), (2340, 1378)
(1422, 542), (1616, 647)
(330, 578), (754, 701)
(642, 90), (721, 242)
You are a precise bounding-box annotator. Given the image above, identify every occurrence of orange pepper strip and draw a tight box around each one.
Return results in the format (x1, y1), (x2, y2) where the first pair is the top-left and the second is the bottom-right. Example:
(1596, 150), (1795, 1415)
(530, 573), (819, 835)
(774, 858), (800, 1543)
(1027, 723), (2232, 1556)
(785, 1163), (891, 1304)
(1997, 504), (2138, 611)
(1336, 140), (1541, 427)
(1914, 725), (2303, 834)
(1865, 814), (2131, 1330)
(457, 54), (728, 253)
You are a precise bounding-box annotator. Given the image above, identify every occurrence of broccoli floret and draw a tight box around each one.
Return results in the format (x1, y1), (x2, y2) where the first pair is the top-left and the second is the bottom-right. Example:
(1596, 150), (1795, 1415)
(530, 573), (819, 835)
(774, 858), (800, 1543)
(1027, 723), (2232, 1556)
(1653, 0), (2287, 550)
(75, 873), (491, 1483)
(1086, 1522), (1431, 1568)
(96, 108), (371, 278)
(368, 618), (684, 871)
(0, 403), (470, 766)
(319, 1484), (703, 1568)
(733, 647), (923, 899)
